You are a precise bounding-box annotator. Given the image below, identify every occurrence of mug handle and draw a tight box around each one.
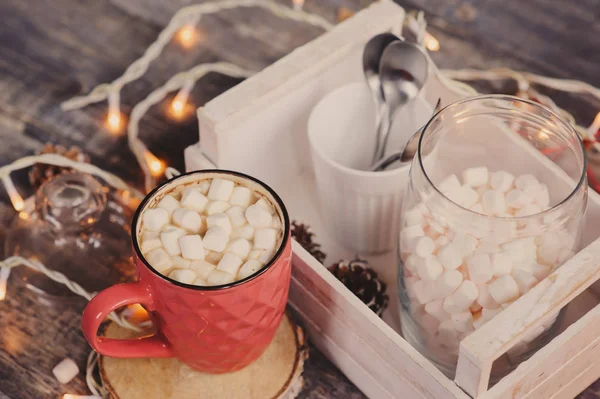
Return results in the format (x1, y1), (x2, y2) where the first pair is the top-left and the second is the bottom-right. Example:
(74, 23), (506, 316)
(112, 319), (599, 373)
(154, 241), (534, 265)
(81, 282), (173, 358)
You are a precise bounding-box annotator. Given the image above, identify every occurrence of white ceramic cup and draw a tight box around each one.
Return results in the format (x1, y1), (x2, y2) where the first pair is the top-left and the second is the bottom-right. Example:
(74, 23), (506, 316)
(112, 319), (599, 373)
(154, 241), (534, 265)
(308, 82), (433, 253)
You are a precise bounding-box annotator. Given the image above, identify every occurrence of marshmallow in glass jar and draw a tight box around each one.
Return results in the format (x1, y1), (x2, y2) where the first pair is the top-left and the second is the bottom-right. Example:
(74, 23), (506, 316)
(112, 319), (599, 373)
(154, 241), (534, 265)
(139, 177), (284, 286)
(398, 96), (587, 378)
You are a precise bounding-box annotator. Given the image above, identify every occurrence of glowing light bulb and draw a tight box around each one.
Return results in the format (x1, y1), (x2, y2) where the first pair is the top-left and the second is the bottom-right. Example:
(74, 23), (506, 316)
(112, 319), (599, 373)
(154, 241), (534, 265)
(145, 151), (165, 177)
(3, 177), (24, 212)
(124, 303), (150, 323)
(292, 0), (304, 11)
(587, 112), (600, 138)
(425, 33), (440, 52)
(0, 267), (10, 301)
(169, 81), (194, 120)
(106, 92), (123, 133)
(176, 25), (198, 48)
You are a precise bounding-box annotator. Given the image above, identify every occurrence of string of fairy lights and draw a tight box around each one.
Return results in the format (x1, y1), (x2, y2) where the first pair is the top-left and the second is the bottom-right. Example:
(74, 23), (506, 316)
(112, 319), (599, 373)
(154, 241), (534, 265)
(0, 1), (599, 398)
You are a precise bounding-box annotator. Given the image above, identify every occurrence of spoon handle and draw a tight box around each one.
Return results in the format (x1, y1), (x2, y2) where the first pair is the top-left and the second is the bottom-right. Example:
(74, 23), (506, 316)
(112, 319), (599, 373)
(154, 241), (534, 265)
(372, 106), (391, 164)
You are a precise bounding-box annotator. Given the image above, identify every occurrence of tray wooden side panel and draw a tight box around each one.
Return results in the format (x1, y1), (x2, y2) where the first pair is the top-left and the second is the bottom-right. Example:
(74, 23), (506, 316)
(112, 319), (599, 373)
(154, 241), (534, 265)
(290, 242), (468, 399)
(456, 239), (600, 398)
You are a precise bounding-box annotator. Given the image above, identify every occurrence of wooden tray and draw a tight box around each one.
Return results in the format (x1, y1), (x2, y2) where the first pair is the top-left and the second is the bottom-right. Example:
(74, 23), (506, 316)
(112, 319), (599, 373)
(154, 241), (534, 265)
(185, 1), (600, 397)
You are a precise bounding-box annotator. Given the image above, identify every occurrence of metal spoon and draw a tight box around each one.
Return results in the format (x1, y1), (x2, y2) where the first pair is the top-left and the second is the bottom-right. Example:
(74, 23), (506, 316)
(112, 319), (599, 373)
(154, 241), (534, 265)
(371, 98), (441, 172)
(372, 41), (429, 165)
(362, 33), (401, 137)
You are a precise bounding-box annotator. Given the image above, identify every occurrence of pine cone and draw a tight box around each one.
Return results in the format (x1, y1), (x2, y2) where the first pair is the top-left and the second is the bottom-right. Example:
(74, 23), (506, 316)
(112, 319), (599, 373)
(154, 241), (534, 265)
(329, 258), (389, 317)
(29, 144), (90, 189)
(291, 221), (326, 263)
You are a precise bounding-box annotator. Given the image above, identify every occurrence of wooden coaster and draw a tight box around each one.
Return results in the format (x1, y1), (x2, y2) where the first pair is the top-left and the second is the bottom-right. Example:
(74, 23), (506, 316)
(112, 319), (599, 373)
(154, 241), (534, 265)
(100, 313), (308, 399)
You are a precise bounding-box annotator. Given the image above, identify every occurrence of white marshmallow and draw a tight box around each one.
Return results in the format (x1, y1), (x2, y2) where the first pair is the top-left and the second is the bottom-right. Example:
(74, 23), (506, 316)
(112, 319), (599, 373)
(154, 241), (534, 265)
(488, 275), (520, 303)
(512, 269), (538, 294)
(205, 250), (224, 264)
(259, 248), (277, 265)
(450, 280), (478, 310)
(438, 174), (461, 194)
(428, 219), (446, 235)
(205, 201), (231, 215)
(140, 230), (162, 254)
(414, 236), (435, 257)
(145, 248), (172, 272)
(516, 262), (551, 280)
(226, 206), (247, 228)
(476, 283), (500, 309)
(400, 224), (425, 248)
(506, 189), (528, 209)
(418, 256), (444, 281)
(53, 358), (79, 384)
(490, 171), (515, 193)
(533, 185), (550, 208)
(452, 233), (479, 259)
(404, 206), (425, 227)
(232, 226), (255, 240)
(460, 185), (480, 208)
(206, 213), (232, 235)
(216, 253), (244, 276)
(230, 186), (254, 207)
(179, 235), (205, 260)
(482, 307), (502, 320)
(255, 197), (275, 214)
(237, 259), (263, 280)
(197, 180), (210, 194)
(202, 226), (230, 252)
(514, 203), (541, 217)
(189, 259), (216, 279)
(160, 227), (186, 255)
(435, 270), (463, 299)
(434, 235), (450, 249)
(248, 249), (263, 260)
(169, 268), (198, 284)
(207, 269), (235, 286)
(143, 208), (169, 231)
(193, 277), (208, 286)
(226, 238), (251, 259)
(245, 204), (273, 228)
(424, 299), (450, 322)
(271, 216), (282, 229)
(515, 174), (538, 190)
(412, 279), (432, 304)
(442, 296), (463, 314)
(462, 166), (489, 187)
(466, 253), (494, 284)
(172, 208), (203, 233)
(481, 190), (506, 216)
(470, 203), (484, 214)
(437, 319), (459, 348)
(208, 178), (235, 201)
(501, 237), (537, 263)
(491, 252), (512, 276)
(558, 248), (575, 264)
(451, 311), (473, 332)
(403, 254), (421, 275)
(254, 228), (278, 250)
(180, 188), (209, 212)
(437, 243), (462, 270)
(172, 256), (191, 269)
(157, 195), (180, 214)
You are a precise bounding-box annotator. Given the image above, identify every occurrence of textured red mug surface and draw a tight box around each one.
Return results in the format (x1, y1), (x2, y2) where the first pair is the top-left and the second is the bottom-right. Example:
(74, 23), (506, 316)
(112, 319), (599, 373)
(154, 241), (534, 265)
(81, 170), (292, 373)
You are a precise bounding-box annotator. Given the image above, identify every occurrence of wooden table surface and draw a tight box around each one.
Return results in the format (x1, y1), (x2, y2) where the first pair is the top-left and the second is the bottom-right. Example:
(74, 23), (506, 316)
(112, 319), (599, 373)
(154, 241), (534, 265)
(0, 0), (599, 398)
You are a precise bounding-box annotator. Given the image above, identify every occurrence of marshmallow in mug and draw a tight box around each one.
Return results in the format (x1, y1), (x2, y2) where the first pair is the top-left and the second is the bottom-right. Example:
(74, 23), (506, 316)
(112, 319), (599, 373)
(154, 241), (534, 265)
(401, 167), (574, 350)
(139, 178), (284, 286)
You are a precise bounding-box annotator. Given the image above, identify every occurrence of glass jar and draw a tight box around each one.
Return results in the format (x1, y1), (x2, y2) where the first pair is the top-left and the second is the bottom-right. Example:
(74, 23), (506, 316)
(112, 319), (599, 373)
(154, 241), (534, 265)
(5, 172), (136, 303)
(397, 95), (587, 378)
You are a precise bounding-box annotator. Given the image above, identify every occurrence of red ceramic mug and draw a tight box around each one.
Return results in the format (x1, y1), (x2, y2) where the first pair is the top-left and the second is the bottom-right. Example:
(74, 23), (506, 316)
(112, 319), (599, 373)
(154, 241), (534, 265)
(81, 170), (292, 373)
